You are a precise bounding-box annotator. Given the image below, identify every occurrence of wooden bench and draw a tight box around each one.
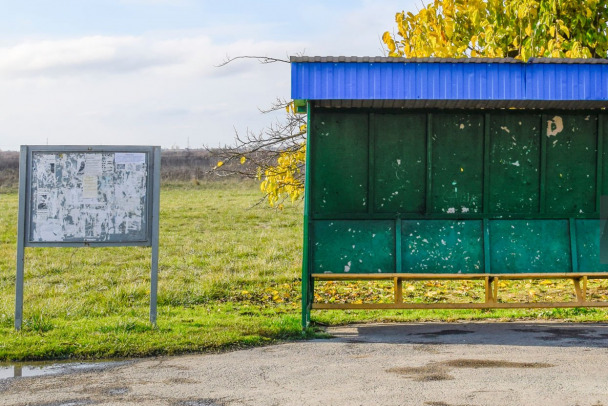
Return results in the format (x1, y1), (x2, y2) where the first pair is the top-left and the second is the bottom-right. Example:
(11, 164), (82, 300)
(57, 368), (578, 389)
(311, 273), (608, 310)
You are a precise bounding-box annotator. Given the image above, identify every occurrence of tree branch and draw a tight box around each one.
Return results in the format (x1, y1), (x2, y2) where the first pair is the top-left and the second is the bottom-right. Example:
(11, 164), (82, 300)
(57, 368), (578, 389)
(216, 55), (290, 68)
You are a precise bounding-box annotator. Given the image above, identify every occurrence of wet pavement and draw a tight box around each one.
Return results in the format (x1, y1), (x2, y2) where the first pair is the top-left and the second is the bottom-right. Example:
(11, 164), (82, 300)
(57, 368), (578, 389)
(0, 361), (131, 380)
(2, 321), (608, 405)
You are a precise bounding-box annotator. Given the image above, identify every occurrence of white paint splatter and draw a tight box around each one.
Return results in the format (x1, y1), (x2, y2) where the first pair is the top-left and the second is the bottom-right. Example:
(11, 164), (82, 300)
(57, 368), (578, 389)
(422, 238), (429, 243)
(447, 207), (456, 214)
(461, 207), (469, 213)
(546, 116), (564, 137)
(344, 261), (351, 272)
(459, 124), (465, 129)
(501, 126), (510, 133)
(441, 239), (446, 246)
(396, 159), (401, 165)
(512, 161), (520, 167)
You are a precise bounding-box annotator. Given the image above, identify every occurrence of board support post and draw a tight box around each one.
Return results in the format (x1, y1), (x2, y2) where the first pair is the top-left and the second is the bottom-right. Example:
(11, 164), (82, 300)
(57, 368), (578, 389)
(150, 146), (161, 326)
(14, 146), (28, 330)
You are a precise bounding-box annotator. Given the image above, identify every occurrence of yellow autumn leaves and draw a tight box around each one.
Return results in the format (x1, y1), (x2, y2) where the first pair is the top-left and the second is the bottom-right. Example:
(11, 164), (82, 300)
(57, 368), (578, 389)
(259, 143), (306, 208)
(383, 0), (608, 60)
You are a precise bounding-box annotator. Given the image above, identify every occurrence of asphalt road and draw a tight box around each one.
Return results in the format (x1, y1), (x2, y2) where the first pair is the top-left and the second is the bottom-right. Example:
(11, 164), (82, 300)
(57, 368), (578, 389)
(2, 321), (608, 406)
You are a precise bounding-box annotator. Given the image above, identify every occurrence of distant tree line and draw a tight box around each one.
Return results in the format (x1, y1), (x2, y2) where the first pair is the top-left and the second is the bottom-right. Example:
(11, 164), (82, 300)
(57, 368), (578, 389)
(0, 149), (252, 189)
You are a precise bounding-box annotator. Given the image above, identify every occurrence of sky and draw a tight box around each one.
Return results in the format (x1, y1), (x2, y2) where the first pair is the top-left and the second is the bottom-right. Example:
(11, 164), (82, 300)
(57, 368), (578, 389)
(0, 0), (419, 151)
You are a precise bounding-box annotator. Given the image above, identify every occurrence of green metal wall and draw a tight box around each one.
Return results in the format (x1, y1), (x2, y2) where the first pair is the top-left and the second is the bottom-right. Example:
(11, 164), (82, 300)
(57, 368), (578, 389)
(307, 109), (608, 274)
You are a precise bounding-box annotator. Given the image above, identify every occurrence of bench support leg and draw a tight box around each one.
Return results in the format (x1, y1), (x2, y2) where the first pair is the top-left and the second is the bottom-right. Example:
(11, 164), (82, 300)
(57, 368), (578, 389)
(573, 277), (588, 305)
(394, 277), (403, 304)
(485, 276), (499, 304)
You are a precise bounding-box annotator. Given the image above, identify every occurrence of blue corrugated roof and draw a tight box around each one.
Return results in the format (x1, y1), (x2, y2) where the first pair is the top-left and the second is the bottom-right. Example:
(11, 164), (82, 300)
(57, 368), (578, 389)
(291, 57), (608, 108)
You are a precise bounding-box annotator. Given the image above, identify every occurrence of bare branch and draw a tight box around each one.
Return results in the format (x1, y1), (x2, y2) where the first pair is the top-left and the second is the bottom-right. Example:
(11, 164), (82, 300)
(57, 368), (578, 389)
(208, 53), (307, 206)
(216, 55), (289, 67)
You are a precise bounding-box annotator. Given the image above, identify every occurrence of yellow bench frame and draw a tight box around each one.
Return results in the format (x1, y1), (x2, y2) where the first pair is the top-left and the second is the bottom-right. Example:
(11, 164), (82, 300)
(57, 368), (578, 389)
(312, 273), (608, 310)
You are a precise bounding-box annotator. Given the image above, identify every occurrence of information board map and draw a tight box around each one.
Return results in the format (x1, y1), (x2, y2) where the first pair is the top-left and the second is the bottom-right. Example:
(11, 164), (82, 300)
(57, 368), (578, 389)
(29, 151), (148, 243)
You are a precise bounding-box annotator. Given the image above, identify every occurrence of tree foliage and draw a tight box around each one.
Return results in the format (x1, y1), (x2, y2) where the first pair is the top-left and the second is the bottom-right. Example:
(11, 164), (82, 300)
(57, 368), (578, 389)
(217, 1), (608, 207)
(211, 96), (307, 208)
(383, 0), (608, 60)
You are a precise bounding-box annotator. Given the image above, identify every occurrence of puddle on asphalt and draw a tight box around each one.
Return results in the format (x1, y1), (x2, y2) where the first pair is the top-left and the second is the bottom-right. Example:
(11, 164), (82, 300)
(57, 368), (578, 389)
(0, 360), (130, 380)
(387, 358), (554, 382)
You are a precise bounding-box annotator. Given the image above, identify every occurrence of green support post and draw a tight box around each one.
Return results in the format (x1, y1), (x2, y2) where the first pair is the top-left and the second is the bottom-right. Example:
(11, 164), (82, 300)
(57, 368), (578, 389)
(301, 101), (312, 329)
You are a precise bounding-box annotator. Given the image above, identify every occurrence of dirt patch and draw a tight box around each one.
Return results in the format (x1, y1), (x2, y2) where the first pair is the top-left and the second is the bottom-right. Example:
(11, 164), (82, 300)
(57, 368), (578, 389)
(387, 365), (453, 382)
(412, 344), (442, 354)
(105, 387), (129, 396)
(175, 399), (228, 406)
(163, 377), (198, 385)
(388, 358), (553, 381)
(30, 400), (97, 406)
(442, 359), (553, 369)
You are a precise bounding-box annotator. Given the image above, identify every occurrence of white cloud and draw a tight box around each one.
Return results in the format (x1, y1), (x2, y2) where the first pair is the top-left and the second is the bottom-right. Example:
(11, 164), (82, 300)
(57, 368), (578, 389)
(0, 35), (302, 79)
(0, 34), (305, 150)
(0, 36), (169, 77)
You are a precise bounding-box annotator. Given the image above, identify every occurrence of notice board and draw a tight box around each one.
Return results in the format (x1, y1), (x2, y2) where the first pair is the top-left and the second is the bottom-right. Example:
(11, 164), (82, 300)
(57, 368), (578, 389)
(22, 146), (159, 246)
(15, 145), (161, 329)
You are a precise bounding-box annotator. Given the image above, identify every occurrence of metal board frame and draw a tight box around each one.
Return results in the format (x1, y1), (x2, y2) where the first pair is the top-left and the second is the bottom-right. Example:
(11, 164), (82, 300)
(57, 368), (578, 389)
(15, 145), (161, 330)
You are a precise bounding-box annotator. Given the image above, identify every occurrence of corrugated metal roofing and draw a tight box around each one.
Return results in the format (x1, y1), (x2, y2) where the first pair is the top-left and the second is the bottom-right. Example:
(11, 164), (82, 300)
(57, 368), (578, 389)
(291, 57), (608, 108)
(290, 56), (608, 64)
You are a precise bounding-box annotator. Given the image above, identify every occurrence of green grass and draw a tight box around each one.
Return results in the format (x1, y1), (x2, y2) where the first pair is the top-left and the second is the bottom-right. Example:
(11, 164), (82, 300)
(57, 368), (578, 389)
(0, 180), (607, 362)
(0, 181), (313, 361)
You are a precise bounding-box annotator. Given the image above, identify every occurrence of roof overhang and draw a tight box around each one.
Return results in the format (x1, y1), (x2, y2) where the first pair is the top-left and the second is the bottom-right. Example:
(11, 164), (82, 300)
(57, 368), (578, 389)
(291, 57), (608, 109)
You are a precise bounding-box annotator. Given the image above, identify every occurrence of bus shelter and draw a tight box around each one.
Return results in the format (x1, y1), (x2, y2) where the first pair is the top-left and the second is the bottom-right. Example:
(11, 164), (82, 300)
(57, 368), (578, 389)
(292, 57), (608, 328)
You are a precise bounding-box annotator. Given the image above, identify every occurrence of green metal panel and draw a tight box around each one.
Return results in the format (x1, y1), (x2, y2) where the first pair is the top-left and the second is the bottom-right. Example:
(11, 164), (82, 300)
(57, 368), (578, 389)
(373, 113), (426, 213)
(306, 108), (605, 280)
(402, 220), (483, 273)
(545, 113), (597, 214)
(431, 113), (484, 214)
(312, 220), (395, 273)
(310, 111), (369, 215)
(601, 114), (608, 198)
(489, 220), (571, 273)
(489, 113), (541, 213)
(575, 219), (608, 272)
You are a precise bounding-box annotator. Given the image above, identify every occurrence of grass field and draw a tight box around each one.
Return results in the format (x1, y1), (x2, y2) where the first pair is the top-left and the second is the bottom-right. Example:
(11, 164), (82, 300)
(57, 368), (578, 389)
(1, 181), (607, 362)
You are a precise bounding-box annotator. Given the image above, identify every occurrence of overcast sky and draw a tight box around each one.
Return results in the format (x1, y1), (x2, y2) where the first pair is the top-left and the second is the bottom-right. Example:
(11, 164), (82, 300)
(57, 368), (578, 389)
(0, 0), (419, 151)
